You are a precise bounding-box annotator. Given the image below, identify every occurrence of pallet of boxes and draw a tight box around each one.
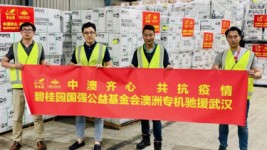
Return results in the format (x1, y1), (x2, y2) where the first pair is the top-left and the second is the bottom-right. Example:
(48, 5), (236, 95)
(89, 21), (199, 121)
(0, 5), (69, 134)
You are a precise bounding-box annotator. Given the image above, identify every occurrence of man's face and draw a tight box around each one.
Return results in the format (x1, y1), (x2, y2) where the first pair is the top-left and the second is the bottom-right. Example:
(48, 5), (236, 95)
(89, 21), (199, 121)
(226, 31), (241, 49)
(143, 29), (155, 45)
(20, 26), (35, 40)
(82, 27), (96, 44)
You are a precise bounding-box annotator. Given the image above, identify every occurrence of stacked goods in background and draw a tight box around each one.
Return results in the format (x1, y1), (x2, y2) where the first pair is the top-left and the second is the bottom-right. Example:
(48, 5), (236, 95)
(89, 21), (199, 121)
(243, 1), (267, 85)
(0, 5), (67, 133)
(71, 8), (160, 67)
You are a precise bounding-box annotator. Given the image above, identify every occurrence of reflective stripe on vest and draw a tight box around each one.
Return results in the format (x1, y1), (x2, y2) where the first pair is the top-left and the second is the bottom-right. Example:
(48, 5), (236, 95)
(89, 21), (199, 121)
(75, 43), (105, 66)
(137, 45), (164, 68)
(222, 49), (255, 99)
(10, 42), (42, 88)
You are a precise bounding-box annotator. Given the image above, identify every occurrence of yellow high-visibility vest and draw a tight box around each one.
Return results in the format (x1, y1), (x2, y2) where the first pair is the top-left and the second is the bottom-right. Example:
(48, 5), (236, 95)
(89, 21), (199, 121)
(75, 43), (105, 66)
(222, 49), (255, 99)
(10, 42), (42, 88)
(137, 44), (164, 68)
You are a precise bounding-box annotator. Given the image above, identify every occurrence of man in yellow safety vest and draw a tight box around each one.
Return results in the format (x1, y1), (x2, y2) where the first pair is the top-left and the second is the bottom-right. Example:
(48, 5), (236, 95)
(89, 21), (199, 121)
(130, 25), (172, 150)
(1, 22), (48, 150)
(68, 22), (112, 150)
(212, 26), (262, 150)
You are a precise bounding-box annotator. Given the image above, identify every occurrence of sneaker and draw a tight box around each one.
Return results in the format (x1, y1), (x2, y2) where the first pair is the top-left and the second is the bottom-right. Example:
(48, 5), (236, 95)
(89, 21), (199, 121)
(93, 144), (101, 150)
(69, 140), (85, 150)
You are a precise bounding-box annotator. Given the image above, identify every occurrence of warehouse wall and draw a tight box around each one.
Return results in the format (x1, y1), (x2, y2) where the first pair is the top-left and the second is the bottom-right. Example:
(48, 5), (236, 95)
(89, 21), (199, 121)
(33, 0), (104, 10)
(0, 0), (21, 5)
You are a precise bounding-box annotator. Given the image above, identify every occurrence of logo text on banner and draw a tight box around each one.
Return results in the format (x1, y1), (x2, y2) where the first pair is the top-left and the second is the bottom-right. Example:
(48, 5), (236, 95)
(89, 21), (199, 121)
(0, 5), (34, 32)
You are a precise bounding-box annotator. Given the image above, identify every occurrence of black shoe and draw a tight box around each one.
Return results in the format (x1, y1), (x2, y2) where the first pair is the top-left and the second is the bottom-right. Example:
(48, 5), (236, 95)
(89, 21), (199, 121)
(136, 137), (150, 149)
(69, 140), (85, 150)
(93, 144), (101, 150)
(154, 142), (162, 150)
(218, 146), (227, 150)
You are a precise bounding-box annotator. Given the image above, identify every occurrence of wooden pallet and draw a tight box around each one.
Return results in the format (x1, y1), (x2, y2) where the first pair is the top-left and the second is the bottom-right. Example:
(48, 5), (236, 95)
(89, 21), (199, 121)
(87, 118), (139, 130)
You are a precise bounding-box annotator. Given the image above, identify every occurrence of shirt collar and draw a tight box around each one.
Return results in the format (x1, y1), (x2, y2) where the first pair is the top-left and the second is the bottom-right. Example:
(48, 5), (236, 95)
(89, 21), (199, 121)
(20, 40), (35, 47)
(143, 43), (156, 54)
(84, 41), (97, 49)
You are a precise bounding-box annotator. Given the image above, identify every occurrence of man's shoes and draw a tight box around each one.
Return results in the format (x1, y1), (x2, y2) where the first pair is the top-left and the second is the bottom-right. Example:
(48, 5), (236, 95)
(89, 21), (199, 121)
(69, 140), (85, 150)
(154, 142), (162, 150)
(37, 141), (47, 150)
(93, 144), (102, 150)
(136, 136), (150, 149)
(218, 145), (227, 150)
(10, 141), (21, 150)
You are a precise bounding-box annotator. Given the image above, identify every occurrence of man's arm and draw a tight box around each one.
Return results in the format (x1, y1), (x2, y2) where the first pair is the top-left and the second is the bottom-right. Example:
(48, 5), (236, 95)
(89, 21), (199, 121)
(211, 52), (223, 70)
(249, 67), (262, 79)
(40, 46), (49, 65)
(163, 48), (172, 69)
(105, 60), (112, 68)
(211, 64), (220, 70)
(129, 50), (138, 68)
(1, 56), (22, 69)
(103, 47), (112, 68)
(40, 59), (49, 66)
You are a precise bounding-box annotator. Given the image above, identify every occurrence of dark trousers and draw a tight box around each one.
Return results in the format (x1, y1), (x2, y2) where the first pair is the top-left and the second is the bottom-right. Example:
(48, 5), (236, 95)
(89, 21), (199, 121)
(219, 101), (250, 150)
(141, 120), (162, 141)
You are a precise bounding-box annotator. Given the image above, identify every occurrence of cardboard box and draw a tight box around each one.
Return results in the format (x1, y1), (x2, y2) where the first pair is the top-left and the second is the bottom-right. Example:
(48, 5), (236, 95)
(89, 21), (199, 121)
(60, 11), (72, 33)
(0, 94), (12, 109)
(0, 107), (9, 133)
(171, 51), (192, 68)
(108, 33), (132, 67)
(47, 9), (61, 33)
(98, 9), (106, 33)
(46, 33), (63, 55)
(96, 32), (109, 46)
(0, 33), (14, 58)
(0, 66), (8, 84)
(34, 7), (49, 32)
(112, 9), (142, 34)
(62, 33), (73, 54)
(33, 33), (47, 54)
(46, 55), (62, 65)
(71, 33), (85, 51)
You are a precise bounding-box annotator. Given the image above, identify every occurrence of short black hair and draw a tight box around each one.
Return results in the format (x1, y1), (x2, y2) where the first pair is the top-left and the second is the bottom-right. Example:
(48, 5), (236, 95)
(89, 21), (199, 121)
(81, 22), (96, 32)
(225, 26), (243, 38)
(142, 25), (155, 34)
(20, 22), (36, 32)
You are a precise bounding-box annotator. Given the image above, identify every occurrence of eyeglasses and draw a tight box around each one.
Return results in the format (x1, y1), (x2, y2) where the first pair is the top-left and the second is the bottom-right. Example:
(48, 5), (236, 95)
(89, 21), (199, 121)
(21, 29), (33, 32)
(143, 34), (154, 37)
(83, 32), (96, 35)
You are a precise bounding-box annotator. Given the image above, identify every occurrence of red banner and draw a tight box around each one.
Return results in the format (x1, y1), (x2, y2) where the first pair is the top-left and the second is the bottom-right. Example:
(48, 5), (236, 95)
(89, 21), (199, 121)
(221, 20), (230, 34)
(142, 11), (160, 33)
(254, 15), (267, 28)
(252, 44), (267, 58)
(0, 5), (34, 32)
(182, 18), (194, 37)
(22, 65), (248, 126)
(202, 32), (214, 49)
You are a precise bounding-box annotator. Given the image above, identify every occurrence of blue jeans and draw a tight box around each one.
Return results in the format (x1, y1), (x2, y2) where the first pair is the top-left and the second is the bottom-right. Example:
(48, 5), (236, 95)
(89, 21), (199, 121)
(141, 120), (162, 141)
(219, 101), (250, 150)
(76, 116), (104, 142)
